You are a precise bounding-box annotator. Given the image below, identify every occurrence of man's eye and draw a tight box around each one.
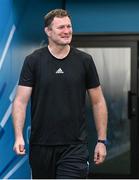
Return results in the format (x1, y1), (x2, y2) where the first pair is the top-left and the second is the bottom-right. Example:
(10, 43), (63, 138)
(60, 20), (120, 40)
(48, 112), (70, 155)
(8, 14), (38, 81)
(58, 26), (64, 29)
(57, 25), (72, 29)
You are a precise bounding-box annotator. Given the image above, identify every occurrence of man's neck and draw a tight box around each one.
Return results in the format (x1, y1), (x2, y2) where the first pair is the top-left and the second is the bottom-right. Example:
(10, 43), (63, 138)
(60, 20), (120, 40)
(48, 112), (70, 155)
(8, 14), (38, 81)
(48, 44), (70, 59)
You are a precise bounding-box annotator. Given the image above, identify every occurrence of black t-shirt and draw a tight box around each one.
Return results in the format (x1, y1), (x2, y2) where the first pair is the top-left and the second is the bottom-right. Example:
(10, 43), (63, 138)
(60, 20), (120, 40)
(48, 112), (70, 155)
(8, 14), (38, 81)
(19, 46), (100, 145)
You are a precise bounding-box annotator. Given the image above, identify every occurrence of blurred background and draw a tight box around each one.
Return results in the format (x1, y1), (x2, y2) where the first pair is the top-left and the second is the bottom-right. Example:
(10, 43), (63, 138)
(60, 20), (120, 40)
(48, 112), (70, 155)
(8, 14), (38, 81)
(0, 0), (139, 179)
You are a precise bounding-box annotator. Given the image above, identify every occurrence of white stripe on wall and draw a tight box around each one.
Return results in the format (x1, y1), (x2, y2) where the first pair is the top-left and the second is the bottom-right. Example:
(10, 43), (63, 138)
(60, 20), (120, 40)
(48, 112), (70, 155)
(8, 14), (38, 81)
(0, 103), (12, 128)
(3, 155), (28, 179)
(0, 83), (18, 127)
(0, 24), (16, 70)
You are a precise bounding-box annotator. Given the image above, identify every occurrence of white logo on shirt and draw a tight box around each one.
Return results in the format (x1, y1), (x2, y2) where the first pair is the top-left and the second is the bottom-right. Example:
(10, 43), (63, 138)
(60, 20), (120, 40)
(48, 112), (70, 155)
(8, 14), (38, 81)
(56, 68), (64, 74)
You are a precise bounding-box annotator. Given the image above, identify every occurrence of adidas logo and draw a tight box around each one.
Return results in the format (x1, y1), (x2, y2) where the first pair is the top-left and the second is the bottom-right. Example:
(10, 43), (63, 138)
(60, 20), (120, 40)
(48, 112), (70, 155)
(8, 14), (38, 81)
(56, 68), (64, 74)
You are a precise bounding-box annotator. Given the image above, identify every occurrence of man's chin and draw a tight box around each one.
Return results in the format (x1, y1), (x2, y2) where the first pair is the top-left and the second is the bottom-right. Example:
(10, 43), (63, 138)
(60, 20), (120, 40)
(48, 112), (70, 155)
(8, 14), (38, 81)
(61, 40), (72, 45)
(59, 42), (70, 46)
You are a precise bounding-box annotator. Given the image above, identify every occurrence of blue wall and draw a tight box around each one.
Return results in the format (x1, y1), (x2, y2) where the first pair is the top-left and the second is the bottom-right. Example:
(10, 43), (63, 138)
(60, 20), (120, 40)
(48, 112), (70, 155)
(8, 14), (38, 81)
(66, 0), (139, 33)
(0, 0), (139, 178)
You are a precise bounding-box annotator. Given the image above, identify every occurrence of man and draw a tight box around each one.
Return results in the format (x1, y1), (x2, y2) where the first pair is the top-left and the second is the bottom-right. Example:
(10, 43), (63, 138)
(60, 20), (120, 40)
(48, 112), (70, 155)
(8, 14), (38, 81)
(12, 9), (108, 179)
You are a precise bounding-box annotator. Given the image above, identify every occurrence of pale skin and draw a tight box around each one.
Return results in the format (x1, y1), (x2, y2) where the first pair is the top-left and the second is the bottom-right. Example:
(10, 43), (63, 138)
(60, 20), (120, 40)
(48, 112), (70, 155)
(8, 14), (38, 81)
(12, 86), (32, 155)
(12, 16), (108, 165)
(88, 86), (107, 165)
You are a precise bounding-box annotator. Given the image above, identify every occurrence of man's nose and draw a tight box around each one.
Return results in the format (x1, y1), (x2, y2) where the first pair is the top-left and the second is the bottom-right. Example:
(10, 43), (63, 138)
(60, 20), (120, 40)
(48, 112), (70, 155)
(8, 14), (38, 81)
(63, 27), (70, 33)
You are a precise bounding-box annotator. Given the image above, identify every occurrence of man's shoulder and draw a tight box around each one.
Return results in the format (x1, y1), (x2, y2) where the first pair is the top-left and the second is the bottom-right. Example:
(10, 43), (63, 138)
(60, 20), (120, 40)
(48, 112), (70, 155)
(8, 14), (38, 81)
(27, 46), (48, 59)
(71, 47), (92, 60)
(71, 47), (92, 65)
(23, 46), (48, 67)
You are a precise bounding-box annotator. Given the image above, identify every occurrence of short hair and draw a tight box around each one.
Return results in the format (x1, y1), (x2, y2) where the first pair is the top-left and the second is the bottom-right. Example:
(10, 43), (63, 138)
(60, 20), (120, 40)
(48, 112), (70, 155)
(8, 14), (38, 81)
(44, 9), (71, 28)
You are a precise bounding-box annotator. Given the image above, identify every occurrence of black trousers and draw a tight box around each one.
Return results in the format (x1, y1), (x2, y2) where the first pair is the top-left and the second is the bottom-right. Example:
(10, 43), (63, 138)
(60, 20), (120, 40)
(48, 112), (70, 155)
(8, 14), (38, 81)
(29, 144), (89, 179)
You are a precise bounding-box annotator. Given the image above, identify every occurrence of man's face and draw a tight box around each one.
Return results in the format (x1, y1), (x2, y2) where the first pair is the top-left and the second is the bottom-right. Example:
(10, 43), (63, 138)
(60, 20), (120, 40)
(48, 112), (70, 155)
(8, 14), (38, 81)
(46, 16), (72, 46)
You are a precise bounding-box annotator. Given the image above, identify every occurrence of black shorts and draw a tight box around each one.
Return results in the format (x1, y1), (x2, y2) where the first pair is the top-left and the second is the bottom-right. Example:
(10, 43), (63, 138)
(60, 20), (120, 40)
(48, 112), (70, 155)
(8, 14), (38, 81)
(29, 143), (89, 179)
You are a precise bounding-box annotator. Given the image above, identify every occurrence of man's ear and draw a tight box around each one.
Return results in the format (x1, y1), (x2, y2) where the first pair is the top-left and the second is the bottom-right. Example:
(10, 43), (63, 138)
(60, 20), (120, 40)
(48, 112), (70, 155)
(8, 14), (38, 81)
(44, 27), (51, 37)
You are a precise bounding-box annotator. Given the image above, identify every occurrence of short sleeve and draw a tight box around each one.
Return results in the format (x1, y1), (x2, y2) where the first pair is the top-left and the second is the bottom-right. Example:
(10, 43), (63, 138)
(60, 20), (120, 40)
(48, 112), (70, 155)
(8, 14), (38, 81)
(18, 56), (35, 87)
(86, 56), (100, 89)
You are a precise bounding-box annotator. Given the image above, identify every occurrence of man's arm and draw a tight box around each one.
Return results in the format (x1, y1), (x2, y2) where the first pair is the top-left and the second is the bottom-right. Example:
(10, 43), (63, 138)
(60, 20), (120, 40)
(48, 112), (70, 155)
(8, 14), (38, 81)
(12, 85), (32, 155)
(87, 85), (108, 165)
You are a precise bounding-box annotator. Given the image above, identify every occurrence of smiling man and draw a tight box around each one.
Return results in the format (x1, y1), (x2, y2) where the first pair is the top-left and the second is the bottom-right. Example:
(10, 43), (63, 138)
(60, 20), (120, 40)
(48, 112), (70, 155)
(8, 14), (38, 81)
(12, 9), (108, 179)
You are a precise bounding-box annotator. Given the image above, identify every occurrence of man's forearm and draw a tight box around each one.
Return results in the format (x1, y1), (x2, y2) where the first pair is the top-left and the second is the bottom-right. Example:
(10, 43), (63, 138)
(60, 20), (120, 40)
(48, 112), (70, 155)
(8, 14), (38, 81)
(92, 98), (108, 140)
(12, 100), (26, 139)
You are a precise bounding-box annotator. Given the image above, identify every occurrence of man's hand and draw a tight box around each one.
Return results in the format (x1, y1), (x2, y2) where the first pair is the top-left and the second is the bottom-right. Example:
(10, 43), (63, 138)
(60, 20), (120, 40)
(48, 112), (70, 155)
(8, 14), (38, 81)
(13, 137), (26, 155)
(94, 143), (107, 165)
